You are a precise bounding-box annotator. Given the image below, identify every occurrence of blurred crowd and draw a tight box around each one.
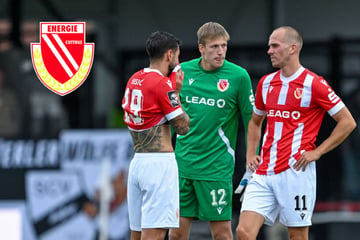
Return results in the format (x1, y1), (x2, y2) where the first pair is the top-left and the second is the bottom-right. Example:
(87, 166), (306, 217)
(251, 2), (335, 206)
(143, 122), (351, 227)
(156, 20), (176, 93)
(0, 19), (68, 139)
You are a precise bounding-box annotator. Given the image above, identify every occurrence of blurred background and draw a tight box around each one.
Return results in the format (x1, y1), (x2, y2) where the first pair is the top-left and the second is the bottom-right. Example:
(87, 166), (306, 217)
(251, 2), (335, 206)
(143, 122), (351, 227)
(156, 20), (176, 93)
(0, 0), (359, 239)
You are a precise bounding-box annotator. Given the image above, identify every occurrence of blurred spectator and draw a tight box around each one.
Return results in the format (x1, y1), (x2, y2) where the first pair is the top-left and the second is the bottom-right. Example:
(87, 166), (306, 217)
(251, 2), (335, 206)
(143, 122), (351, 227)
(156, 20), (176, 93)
(20, 20), (38, 48)
(0, 19), (69, 139)
(20, 20), (69, 138)
(0, 19), (12, 51)
(0, 19), (24, 138)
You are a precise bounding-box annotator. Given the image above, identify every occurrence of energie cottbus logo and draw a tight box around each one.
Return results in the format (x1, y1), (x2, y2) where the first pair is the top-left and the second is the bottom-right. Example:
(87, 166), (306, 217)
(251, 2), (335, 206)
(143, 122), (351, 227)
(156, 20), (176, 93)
(31, 22), (94, 96)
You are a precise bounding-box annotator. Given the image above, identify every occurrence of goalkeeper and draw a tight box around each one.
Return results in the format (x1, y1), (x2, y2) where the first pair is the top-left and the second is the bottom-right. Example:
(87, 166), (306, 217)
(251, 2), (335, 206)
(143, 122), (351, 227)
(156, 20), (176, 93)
(169, 22), (255, 240)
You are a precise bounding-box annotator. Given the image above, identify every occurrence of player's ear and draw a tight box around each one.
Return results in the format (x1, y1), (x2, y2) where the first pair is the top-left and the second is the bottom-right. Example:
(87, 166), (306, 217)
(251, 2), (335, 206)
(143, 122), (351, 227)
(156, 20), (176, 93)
(165, 49), (173, 62)
(198, 44), (204, 54)
(290, 43), (298, 54)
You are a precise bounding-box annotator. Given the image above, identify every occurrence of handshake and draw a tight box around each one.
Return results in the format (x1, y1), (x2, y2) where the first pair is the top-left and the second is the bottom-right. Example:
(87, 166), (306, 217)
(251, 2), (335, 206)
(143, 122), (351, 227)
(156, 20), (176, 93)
(234, 168), (253, 201)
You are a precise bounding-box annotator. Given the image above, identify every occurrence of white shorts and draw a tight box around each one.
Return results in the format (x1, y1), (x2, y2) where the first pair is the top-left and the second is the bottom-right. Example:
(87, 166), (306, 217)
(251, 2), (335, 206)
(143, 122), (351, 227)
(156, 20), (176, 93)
(127, 153), (179, 231)
(241, 162), (316, 227)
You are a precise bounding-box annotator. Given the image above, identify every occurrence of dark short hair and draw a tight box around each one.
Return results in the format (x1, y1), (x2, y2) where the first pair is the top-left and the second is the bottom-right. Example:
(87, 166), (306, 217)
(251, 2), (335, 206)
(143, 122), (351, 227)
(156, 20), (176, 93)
(146, 31), (181, 60)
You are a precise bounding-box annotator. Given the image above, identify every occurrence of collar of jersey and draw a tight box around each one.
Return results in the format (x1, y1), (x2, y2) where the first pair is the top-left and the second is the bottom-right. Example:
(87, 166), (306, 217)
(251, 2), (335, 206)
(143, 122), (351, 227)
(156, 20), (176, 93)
(144, 68), (163, 76)
(280, 66), (305, 82)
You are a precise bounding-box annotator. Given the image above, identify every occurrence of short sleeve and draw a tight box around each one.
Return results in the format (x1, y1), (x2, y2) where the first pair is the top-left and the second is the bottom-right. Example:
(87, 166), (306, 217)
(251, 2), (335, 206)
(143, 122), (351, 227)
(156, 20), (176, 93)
(254, 76), (267, 116)
(312, 78), (344, 116)
(156, 77), (183, 120)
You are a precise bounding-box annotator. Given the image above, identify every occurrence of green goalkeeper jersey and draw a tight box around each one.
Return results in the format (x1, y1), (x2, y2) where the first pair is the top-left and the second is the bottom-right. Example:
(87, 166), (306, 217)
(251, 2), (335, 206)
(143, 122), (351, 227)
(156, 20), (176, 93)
(175, 57), (254, 181)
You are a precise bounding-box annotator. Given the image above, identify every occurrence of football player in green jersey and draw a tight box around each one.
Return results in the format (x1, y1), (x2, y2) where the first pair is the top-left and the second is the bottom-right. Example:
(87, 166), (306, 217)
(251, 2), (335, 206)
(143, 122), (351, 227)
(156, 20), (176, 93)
(169, 22), (255, 240)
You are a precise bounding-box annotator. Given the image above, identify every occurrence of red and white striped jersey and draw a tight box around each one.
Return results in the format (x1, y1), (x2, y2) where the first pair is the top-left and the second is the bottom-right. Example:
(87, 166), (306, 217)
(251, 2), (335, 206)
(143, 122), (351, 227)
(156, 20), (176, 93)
(122, 68), (183, 131)
(254, 66), (345, 175)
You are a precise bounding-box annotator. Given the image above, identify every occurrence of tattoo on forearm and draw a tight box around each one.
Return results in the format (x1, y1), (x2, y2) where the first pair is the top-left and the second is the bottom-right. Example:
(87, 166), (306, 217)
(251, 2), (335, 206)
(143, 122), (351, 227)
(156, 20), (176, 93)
(130, 126), (163, 152)
(171, 113), (190, 135)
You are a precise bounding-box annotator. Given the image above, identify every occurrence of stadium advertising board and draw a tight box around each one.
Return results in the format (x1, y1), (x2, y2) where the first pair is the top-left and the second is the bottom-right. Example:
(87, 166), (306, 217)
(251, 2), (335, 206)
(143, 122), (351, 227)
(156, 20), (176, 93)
(0, 129), (133, 240)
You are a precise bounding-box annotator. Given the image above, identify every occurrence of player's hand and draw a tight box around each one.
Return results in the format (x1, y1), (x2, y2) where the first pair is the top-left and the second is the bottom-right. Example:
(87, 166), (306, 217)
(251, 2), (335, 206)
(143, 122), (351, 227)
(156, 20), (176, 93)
(247, 154), (260, 172)
(234, 167), (253, 202)
(174, 66), (184, 94)
(293, 150), (321, 171)
(169, 64), (182, 92)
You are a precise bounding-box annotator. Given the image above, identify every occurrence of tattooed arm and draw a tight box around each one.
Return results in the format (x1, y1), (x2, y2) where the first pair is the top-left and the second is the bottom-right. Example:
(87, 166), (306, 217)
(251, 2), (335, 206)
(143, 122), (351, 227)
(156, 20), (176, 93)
(170, 111), (190, 136)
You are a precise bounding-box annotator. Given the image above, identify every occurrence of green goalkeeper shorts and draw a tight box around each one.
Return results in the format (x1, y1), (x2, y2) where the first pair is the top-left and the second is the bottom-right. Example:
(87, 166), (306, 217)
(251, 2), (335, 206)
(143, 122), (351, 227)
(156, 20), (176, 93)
(179, 177), (233, 221)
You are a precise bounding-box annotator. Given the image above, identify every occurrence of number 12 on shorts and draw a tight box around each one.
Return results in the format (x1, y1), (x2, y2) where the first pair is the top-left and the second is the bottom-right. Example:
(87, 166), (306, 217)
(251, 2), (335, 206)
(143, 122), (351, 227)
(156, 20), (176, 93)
(210, 189), (227, 206)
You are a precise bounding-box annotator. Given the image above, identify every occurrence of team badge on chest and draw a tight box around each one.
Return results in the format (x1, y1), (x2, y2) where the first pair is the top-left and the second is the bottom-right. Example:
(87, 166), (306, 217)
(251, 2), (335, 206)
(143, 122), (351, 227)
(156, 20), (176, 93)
(294, 88), (303, 99)
(217, 79), (229, 92)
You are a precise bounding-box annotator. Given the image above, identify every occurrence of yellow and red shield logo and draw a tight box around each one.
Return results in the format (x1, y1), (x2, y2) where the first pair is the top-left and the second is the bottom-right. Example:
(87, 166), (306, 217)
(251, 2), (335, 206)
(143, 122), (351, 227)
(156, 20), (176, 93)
(294, 88), (304, 99)
(31, 22), (94, 96)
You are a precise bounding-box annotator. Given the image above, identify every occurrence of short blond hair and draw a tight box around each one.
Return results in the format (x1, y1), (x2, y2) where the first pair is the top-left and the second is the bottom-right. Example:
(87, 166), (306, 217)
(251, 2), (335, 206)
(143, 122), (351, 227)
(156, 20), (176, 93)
(197, 22), (230, 45)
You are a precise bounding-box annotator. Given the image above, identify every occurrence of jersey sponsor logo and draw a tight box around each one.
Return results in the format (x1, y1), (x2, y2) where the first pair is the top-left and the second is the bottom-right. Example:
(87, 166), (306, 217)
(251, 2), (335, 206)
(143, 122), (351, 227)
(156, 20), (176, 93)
(294, 88), (303, 99)
(168, 90), (179, 107)
(189, 78), (195, 85)
(267, 109), (301, 120)
(217, 79), (229, 92)
(31, 22), (94, 96)
(185, 96), (226, 108)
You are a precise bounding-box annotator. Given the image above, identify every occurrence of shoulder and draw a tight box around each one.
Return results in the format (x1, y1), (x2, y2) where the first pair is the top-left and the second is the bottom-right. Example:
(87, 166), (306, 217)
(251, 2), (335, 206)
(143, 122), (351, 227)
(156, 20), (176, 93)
(303, 68), (322, 80)
(259, 70), (279, 84)
(302, 68), (328, 88)
(221, 60), (253, 85)
(180, 58), (201, 70)
(223, 60), (248, 74)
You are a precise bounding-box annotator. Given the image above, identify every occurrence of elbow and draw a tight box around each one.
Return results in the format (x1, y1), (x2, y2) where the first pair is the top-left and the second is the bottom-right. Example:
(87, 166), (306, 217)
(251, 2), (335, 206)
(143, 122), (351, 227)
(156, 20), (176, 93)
(345, 118), (357, 136)
(350, 120), (357, 132)
(344, 107), (357, 133)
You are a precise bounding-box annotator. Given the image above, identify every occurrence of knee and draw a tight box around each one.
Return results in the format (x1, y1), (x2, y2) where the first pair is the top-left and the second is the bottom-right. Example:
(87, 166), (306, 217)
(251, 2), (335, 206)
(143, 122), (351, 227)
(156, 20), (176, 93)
(288, 230), (308, 240)
(168, 228), (182, 240)
(212, 230), (233, 240)
(236, 224), (250, 240)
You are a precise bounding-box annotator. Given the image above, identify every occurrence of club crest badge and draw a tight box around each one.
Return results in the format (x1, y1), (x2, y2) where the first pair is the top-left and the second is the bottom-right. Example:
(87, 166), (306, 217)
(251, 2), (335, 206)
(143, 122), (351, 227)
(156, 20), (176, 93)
(217, 79), (229, 92)
(294, 88), (303, 99)
(31, 22), (94, 96)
